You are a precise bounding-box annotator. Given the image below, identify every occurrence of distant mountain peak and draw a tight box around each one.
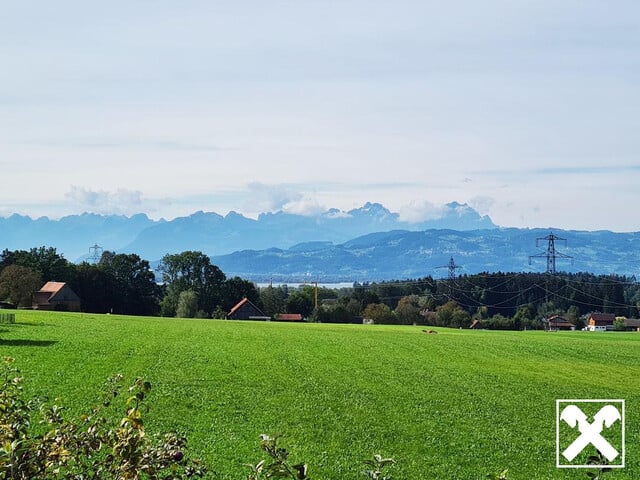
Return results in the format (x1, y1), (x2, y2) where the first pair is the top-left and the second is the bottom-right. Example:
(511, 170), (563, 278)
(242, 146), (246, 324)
(348, 202), (398, 221)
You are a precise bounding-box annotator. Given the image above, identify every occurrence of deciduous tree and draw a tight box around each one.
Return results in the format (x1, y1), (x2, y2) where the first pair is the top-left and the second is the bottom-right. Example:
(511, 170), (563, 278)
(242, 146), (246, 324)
(0, 265), (42, 308)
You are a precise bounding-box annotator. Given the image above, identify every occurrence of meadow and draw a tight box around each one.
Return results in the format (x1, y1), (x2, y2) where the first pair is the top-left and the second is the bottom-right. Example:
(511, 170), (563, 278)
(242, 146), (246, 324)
(1, 311), (639, 479)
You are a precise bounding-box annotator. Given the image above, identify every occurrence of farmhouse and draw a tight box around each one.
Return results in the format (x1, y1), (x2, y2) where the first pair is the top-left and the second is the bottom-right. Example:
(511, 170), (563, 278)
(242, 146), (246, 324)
(33, 282), (81, 311)
(545, 315), (576, 331)
(621, 318), (640, 332)
(227, 297), (270, 320)
(587, 312), (616, 331)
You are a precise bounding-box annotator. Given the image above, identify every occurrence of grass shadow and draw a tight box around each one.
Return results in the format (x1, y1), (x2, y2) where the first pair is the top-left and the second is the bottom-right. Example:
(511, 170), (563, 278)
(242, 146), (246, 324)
(13, 322), (55, 327)
(0, 339), (57, 347)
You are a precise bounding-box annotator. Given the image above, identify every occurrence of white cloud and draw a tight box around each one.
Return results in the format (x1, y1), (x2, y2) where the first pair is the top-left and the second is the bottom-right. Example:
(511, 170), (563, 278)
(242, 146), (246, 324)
(282, 197), (326, 216)
(397, 200), (447, 223)
(243, 183), (327, 217)
(244, 182), (302, 213)
(65, 186), (145, 215)
(467, 196), (495, 216)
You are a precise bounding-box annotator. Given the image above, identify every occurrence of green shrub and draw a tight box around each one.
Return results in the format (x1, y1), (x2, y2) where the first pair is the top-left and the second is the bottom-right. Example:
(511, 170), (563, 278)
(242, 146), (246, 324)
(0, 356), (206, 479)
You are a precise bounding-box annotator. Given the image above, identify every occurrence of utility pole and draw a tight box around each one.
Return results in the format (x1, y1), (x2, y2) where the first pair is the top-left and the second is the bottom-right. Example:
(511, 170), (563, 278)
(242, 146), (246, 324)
(529, 232), (573, 274)
(302, 280), (319, 310)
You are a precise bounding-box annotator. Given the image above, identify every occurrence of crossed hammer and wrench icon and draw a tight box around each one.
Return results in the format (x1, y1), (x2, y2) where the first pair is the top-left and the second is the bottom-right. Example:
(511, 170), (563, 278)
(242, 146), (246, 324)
(560, 404), (621, 462)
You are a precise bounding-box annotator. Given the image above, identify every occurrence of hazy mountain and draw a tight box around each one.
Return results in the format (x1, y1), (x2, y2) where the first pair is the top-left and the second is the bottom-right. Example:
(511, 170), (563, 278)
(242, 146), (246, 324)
(0, 213), (160, 261)
(211, 228), (640, 282)
(120, 202), (495, 260)
(2, 205), (639, 280)
(0, 202), (494, 261)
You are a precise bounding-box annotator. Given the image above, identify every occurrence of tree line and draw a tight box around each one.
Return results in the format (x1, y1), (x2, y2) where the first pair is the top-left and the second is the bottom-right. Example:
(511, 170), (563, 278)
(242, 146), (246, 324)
(1, 247), (639, 328)
(0, 247), (259, 318)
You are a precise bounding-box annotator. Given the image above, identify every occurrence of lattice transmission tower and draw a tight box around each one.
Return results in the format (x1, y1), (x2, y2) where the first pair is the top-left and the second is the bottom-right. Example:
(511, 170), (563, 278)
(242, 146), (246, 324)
(529, 232), (573, 274)
(89, 243), (103, 264)
(437, 256), (462, 281)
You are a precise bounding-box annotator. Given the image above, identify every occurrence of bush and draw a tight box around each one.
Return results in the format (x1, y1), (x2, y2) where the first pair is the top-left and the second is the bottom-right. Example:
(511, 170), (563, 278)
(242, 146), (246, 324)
(0, 356), (206, 479)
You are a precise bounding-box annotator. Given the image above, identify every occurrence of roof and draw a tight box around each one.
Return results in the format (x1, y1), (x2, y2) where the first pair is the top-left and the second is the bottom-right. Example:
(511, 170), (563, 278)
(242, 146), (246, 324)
(33, 282), (81, 310)
(38, 281), (68, 295)
(623, 318), (640, 328)
(227, 297), (267, 318)
(547, 315), (574, 326)
(588, 313), (616, 325)
(275, 313), (303, 321)
(548, 320), (575, 328)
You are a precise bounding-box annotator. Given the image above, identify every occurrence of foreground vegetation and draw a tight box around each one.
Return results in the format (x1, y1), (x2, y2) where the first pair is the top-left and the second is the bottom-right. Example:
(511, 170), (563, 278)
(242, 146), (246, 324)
(1, 311), (639, 478)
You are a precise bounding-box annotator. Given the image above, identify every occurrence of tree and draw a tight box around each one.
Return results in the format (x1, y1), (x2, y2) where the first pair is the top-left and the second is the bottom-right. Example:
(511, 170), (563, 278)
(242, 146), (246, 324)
(159, 251), (226, 317)
(313, 304), (353, 323)
(0, 265), (42, 308)
(1, 247), (74, 284)
(72, 262), (115, 313)
(362, 303), (396, 324)
(176, 290), (198, 318)
(435, 301), (470, 328)
(222, 277), (261, 312)
(286, 291), (314, 318)
(395, 296), (422, 325)
(260, 286), (288, 317)
(98, 252), (160, 315)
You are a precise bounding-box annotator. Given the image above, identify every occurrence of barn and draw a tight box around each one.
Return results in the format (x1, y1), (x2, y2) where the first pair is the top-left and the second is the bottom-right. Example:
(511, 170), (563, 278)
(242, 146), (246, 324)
(33, 282), (81, 311)
(227, 297), (269, 320)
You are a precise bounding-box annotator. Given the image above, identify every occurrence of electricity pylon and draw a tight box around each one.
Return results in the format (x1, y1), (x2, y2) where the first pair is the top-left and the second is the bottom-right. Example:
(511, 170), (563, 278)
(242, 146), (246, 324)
(437, 256), (462, 281)
(89, 244), (103, 264)
(529, 232), (573, 274)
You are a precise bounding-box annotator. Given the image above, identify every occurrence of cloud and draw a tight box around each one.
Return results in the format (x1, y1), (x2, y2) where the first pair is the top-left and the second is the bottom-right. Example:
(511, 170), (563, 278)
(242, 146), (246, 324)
(282, 197), (326, 216)
(65, 186), (146, 215)
(467, 196), (495, 215)
(397, 200), (447, 223)
(21, 138), (224, 152)
(243, 182), (328, 216)
(244, 182), (301, 212)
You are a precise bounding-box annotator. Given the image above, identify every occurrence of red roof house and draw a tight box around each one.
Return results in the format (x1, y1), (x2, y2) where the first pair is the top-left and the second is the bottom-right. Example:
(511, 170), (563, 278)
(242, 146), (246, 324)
(587, 313), (616, 327)
(227, 298), (269, 320)
(546, 315), (576, 331)
(33, 282), (81, 311)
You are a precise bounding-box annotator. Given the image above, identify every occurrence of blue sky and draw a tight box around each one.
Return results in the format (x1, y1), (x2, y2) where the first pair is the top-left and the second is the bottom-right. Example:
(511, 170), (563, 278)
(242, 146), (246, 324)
(2, 1), (639, 231)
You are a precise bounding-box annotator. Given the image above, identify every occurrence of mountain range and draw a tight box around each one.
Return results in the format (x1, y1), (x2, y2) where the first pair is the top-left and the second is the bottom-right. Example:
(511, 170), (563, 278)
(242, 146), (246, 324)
(2, 202), (639, 281)
(0, 202), (493, 261)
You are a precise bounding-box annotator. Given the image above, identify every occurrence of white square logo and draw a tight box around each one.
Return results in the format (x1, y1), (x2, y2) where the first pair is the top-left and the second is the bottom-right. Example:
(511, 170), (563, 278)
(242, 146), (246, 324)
(556, 399), (625, 469)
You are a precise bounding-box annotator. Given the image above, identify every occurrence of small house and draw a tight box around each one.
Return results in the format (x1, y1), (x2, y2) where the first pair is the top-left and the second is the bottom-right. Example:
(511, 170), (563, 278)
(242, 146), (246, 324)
(33, 282), (81, 311)
(622, 318), (640, 332)
(227, 298), (269, 320)
(546, 315), (575, 331)
(587, 313), (616, 331)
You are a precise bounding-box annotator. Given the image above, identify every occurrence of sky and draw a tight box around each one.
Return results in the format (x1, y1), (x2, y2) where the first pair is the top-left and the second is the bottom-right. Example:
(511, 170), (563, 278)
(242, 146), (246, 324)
(1, 1), (639, 231)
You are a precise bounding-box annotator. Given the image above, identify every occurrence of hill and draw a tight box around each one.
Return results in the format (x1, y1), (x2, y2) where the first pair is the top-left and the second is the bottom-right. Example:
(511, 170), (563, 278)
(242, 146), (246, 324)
(212, 228), (640, 281)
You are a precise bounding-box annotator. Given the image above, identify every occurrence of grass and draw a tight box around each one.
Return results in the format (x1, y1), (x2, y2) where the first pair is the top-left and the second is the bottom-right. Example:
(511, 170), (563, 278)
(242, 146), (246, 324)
(1, 310), (639, 479)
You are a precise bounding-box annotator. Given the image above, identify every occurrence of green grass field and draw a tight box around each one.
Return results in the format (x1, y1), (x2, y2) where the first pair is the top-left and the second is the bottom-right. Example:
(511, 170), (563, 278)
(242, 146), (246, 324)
(1, 311), (639, 479)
